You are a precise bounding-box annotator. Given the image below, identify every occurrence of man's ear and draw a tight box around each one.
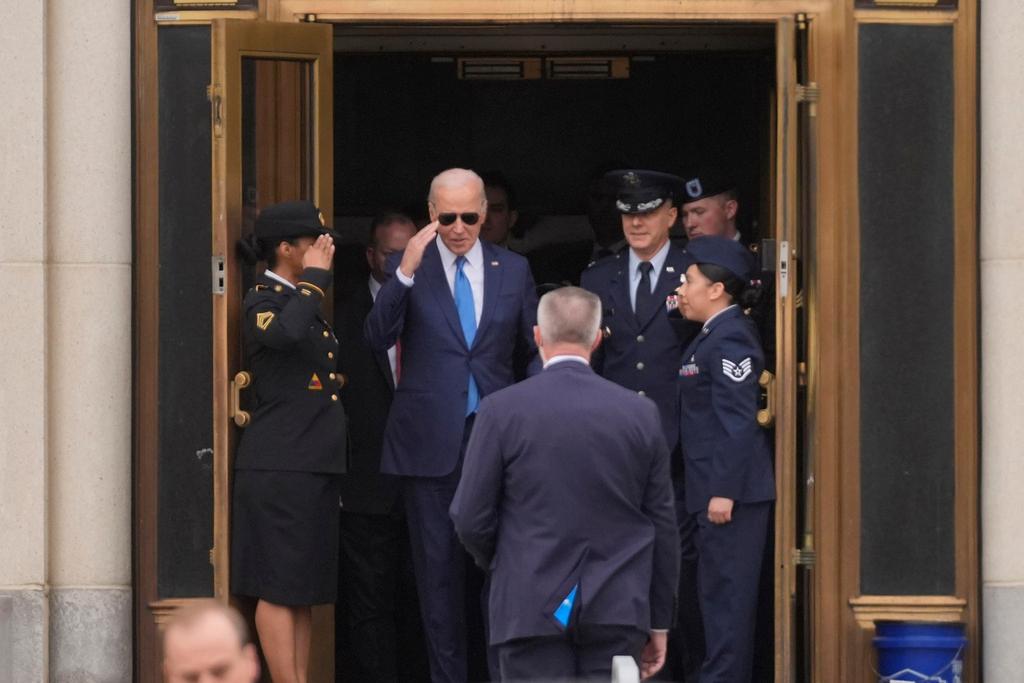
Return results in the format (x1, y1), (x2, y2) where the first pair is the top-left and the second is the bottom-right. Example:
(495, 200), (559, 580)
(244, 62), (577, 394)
(590, 331), (603, 353)
(533, 325), (543, 349)
(365, 247), (375, 271)
(723, 199), (738, 221)
(509, 209), (520, 229)
(666, 205), (678, 226)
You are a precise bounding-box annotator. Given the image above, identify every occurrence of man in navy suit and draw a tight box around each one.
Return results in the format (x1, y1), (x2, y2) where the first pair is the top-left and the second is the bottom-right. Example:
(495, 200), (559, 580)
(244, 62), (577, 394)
(580, 169), (703, 680)
(450, 286), (679, 681)
(365, 168), (539, 682)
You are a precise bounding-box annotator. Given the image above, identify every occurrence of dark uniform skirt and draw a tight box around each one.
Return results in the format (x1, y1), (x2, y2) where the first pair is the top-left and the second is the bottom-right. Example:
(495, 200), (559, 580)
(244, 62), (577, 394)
(231, 469), (340, 606)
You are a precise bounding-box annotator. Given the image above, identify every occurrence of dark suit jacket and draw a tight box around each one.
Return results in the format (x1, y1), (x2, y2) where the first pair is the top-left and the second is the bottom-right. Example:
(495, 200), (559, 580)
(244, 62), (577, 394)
(450, 361), (680, 645)
(677, 306), (776, 515)
(580, 244), (701, 452)
(365, 239), (540, 477)
(335, 281), (401, 514)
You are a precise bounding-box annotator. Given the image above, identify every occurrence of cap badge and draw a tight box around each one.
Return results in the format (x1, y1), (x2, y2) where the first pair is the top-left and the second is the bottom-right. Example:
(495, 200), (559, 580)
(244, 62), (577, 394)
(615, 199), (633, 212)
(722, 357), (753, 382)
(636, 198), (663, 212)
(623, 171), (641, 187)
(686, 178), (703, 199)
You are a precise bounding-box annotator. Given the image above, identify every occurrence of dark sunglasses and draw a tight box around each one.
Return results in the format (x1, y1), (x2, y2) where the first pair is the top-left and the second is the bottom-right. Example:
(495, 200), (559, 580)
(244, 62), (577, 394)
(437, 212), (481, 227)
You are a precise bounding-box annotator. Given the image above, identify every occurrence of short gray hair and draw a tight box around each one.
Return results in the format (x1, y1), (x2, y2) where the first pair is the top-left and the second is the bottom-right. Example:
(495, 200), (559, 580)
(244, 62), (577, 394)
(537, 287), (602, 347)
(428, 168), (486, 205)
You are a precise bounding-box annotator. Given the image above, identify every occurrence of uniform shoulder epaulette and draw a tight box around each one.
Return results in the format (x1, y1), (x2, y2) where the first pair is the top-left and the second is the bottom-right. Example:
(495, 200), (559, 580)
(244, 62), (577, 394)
(254, 284), (269, 291)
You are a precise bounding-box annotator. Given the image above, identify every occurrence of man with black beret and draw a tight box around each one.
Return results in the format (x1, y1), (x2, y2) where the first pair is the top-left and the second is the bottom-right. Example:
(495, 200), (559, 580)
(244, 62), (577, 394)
(679, 170), (742, 243)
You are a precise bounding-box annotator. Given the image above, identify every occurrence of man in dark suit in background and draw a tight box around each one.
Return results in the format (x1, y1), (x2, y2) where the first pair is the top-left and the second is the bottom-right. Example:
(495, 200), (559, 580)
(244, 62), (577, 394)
(450, 286), (680, 682)
(334, 211), (429, 682)
(365, 168), (539, 683)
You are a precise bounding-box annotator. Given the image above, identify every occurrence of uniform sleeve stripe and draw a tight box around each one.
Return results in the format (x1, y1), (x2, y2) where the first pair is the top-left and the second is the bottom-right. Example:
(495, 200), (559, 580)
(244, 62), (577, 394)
(297, 281), (325, 297)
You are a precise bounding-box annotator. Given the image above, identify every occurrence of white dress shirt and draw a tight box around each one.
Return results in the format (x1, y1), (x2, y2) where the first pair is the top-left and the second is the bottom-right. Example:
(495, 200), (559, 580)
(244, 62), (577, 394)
(627, 240), (671, 312)
(542, 354), (590, 369)
(264, 269), (296, 289)
(368, 275), (399, 382)
(396, 236), (484, 325)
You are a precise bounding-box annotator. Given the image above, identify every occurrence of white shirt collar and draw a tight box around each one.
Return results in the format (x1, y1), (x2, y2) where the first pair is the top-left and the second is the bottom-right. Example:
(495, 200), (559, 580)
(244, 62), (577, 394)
(264, 269), (296, 289)
(435, 235), (483, 272)
(628, 239), (671, 281)
(543, 354), (590, 369)
(702, 304), (739, 330)
(368, 274), (383, 300)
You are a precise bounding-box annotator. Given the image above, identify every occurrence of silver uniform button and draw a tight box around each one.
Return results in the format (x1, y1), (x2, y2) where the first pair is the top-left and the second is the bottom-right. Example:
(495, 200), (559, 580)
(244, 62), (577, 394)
(638, 390), (646, 397)
(636, 361), (645, 370)
(636, 334), (645, 342)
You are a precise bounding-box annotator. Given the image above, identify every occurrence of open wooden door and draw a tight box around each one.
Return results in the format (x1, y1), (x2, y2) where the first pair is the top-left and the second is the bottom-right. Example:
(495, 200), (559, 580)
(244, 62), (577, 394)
(209, 18), (335, 681)
(773, 12), (817, 683)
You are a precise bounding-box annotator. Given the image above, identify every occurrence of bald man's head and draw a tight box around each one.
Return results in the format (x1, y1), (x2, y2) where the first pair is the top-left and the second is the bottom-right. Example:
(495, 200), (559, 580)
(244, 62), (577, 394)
(163, 602), (259, 683)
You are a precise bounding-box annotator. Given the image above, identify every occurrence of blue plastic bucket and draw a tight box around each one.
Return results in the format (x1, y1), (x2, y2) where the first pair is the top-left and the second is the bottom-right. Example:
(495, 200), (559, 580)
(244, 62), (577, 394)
(873, 622), (965, 682)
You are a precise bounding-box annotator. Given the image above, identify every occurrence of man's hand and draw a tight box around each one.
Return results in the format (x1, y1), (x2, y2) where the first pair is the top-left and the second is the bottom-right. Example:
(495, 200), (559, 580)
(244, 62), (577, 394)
(302, 234), (335, 270)
(707, 496), (734, 525)
(398, 221), (439, 279)
(639, 630), (667, 680)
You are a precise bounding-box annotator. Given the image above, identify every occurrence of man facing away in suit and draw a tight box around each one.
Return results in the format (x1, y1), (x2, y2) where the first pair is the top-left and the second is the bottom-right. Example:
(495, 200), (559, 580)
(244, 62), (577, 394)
(365, 168), (540, 683)
(450, 286), (680, 682)
(334, 211), (430, 682)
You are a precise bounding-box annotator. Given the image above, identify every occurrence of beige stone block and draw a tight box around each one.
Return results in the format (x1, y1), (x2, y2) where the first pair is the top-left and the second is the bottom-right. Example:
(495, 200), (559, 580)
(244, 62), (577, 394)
(981, 258), (1024, 582)
(0, 4), (46, 264)
(48, 264), (132, 586)
(0, 264), (47, 585)
(981, 0), (1024, 261)
(47, 0), (132, 266)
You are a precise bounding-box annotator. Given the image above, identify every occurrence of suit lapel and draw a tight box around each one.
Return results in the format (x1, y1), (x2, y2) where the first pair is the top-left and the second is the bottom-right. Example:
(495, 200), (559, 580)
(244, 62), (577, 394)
(359, 285), (395, 390)
(475, 241), (504, 345)
(608, 255), (637, 334)
(421, 241), (469, 349)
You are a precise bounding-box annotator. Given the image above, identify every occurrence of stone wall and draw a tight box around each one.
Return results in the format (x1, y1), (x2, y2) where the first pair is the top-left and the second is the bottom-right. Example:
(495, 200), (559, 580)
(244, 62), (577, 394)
(0, 2), (132, 681)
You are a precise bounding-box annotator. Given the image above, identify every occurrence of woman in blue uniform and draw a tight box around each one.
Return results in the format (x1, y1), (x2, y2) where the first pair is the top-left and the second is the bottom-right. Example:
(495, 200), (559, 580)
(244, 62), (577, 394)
(674, 236), (775, 683)
(233, 201), (347, 683)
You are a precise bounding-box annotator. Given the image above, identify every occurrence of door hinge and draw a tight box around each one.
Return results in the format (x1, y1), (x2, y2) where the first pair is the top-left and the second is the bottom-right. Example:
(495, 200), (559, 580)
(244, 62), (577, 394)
(796, 13), (810, 31)
(207, 83), (223, 138)
(212, 255), (225, 295)
(793, 548), (816, 566)
(796, 83), (820, 104)
(209, 547), (215, 565)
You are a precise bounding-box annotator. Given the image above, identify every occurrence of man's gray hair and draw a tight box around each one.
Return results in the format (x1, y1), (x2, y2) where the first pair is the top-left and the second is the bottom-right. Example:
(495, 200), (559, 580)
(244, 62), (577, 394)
(537, 286), (603, 347)
(428, 168), (486, 205)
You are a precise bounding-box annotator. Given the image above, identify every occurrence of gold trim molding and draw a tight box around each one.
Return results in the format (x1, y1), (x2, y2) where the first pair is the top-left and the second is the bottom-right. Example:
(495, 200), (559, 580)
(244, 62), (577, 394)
(850, 595), (967, 628)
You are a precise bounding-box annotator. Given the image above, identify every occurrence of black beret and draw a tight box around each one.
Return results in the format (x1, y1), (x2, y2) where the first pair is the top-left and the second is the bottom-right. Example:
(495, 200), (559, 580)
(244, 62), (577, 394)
(679, 170), (737, 204)
(255, 200), (337, 241)
(683, 235), (756, 282)
(604, 169), (686, 215)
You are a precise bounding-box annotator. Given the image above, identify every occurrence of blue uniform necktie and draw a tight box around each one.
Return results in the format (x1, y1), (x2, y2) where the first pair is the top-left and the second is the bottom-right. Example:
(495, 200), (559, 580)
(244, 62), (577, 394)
(635, 261), (656, 323)
(454, 256), (480, 415)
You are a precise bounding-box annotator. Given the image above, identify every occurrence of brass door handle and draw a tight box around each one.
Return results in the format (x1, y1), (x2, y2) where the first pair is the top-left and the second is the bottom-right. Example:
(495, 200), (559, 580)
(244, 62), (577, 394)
(757, 370), (776, 428)
(231, 371), (252, 427)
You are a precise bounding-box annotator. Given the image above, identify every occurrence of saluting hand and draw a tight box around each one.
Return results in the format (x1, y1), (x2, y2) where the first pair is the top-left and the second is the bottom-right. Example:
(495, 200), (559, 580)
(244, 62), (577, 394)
(398, 221), (439, 279)
(303, 234), (335, 271)
(707, 496), (734, 525)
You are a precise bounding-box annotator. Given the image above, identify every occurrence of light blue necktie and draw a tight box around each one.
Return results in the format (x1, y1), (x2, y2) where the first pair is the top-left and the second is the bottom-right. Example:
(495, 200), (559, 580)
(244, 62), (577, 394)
(454, 256), (480, 415)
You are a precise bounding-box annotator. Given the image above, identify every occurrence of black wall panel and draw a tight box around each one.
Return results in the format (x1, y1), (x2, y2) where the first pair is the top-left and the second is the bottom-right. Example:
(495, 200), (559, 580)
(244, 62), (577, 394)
(858, 24), (955, 595)
(157, 26), (214, 598)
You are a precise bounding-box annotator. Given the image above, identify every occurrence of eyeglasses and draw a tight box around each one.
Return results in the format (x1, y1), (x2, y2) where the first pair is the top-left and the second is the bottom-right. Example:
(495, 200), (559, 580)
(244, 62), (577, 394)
(437, 212), (481, 227)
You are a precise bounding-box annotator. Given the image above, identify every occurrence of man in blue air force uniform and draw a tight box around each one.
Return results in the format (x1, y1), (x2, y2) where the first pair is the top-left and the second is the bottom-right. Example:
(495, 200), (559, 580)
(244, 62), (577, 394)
(450, 286), (679, 681)
(580, 169), (704, 680)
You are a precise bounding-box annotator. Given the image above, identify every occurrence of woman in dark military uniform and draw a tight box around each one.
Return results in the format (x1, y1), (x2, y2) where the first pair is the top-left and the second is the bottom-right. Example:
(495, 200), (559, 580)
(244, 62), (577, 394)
(674, 236), (775, 683)
(232, 201), (347, 683)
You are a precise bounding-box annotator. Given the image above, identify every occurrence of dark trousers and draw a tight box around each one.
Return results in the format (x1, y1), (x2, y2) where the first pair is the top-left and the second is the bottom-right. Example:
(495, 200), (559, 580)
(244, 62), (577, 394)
(403, 416), (490, 683)
(334, 508), (429, 682)
(693, 501), (771, 683)
(497, 625), (648, 682)
(659, 474), (705, 683)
